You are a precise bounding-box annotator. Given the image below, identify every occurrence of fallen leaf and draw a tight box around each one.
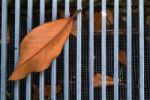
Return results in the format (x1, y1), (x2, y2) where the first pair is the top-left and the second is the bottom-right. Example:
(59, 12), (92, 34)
(9, 10), (81, 80)
(0, 28), (10, 44)
(122, 16), (127, 22)
(146, 16), (150, 25)
(94, 9), (113, 32)
(119, 50), (127, 65)
(94, 12), (101, 32)
(33, 84), (62, 100)
(94, 73), (114, 88)
(105, 9), (114, 26)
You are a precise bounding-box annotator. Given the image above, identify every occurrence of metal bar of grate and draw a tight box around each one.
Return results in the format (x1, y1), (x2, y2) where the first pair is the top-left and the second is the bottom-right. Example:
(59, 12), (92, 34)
(26, 0), (33, 100)
(101, 0), (107, 99)
(127, 0), (132, 99)
(76, 0), (82, 100)
(51, 0), (57, 100)
(89, 0), (94, 100)
(39, 0), (45, 100)
(64, 0), (70, 100)
(14, 0), (20, 100)
(0, 0), (8, 100)
(114, 0), (119, 100)
(139, 0), (144, 99)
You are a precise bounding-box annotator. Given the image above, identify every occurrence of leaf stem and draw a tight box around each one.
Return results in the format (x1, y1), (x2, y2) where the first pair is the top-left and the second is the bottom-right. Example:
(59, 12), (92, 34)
(71, 9), (82, 19)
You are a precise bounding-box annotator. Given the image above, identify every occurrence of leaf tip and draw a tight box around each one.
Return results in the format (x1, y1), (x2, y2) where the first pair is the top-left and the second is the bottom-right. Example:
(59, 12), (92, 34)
(8, 76), (15, 81)
(8, 71), (27, 81)
(8, 76), (24, 81)
(8, 75), (19, 81)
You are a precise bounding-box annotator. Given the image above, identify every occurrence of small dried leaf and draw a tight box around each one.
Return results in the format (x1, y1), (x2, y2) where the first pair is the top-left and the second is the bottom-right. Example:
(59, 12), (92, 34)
(33, 84), (62, 100)
(9, 10), (81, 80)
(119, 50), (127, 65)
(94, 9), (113, 32)
(106, 9), (114, 26)
(94, 12), (101, 32)
(0, 28), (10, 44)
(146, 16), (150, 25)
(94, 73), (114, 88)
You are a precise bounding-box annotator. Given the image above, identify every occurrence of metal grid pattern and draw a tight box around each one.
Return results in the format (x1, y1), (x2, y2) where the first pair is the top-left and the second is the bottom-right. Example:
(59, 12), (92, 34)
(0, 0), (149, 100)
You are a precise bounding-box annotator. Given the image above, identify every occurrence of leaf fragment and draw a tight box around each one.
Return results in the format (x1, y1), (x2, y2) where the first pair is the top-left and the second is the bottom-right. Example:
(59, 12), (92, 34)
(94, 9), (113, 32)
(33, 84), (62, 100)
(119, 50), (127, 65)
(94, 73), (114, 88)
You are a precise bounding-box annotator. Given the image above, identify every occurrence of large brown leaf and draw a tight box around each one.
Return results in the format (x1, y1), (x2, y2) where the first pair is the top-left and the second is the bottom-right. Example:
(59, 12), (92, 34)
(9, 10), (81, 80)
